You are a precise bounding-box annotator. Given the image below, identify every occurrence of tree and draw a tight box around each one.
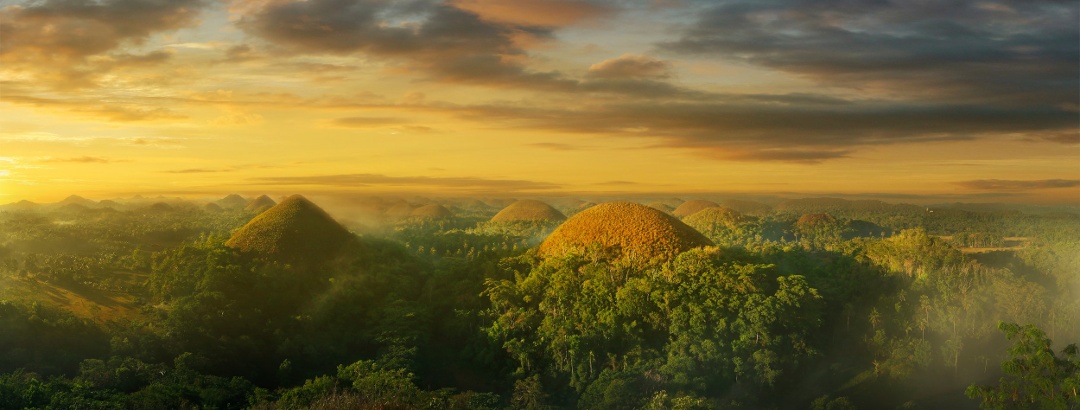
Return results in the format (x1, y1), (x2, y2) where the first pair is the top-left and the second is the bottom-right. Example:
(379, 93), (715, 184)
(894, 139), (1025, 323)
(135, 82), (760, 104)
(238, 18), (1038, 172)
(966, 322), (1080, 410)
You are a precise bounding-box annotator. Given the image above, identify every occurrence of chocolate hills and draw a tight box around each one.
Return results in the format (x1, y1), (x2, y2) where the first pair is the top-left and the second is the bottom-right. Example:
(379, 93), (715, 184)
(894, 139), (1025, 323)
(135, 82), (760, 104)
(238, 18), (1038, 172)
(796, 213), (838, 229)
(384, 201), (416, 219)
(719, 199), (772, 216)
(646, 201), (675, 214)
(538, 202), (711, 261)
(683, 207), (745, 238)
(217, 194), (248, 210)
(672, 199), (720, 218)
(490, 200), (566, 223)
(410, 204), (453, 220)
(245, 195), (277, 213)
(225, 195), (354, 263)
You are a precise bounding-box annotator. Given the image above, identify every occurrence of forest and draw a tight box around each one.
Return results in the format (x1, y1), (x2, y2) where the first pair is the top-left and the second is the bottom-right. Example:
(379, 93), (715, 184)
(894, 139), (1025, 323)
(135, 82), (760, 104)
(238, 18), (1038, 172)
(0, 194), (1077, 410)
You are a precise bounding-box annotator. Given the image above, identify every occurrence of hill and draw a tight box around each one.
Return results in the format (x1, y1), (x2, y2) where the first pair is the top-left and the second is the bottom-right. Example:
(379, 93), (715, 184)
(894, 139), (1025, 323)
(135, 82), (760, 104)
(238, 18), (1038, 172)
(490, 200), (566, 223)
(683, 207), (745, 238)
(56, 195), (97, 208)
(385, 201), (416, 219)
(225, 195), (354, 263)
(410, 204), (453, 220)
(776, 197), (920, 215)
(217, 194), (248, 210)
(538, 202), (711, 261)
(672, 199), (720, 218)
(3, 200), (40, 211)
(796, 213), (838, 229)
(244, 195), (277, 213)
(646, 201), (676, 213)
(719, 199), (772, 216)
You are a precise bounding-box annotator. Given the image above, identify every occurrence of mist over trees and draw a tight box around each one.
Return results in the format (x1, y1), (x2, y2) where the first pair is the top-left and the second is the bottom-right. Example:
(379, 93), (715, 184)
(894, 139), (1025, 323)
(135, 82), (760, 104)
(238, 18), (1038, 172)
(0, 195), (1077, 409)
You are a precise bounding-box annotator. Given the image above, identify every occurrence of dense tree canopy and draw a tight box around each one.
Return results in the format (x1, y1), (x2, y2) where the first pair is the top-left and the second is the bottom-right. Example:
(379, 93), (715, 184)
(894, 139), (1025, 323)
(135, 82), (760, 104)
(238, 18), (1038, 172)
(0, 196), (1076, 408)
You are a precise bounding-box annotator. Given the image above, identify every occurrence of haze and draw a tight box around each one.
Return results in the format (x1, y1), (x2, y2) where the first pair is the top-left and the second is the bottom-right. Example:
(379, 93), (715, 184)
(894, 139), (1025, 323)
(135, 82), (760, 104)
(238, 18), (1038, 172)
(1, 0), (1077, 204)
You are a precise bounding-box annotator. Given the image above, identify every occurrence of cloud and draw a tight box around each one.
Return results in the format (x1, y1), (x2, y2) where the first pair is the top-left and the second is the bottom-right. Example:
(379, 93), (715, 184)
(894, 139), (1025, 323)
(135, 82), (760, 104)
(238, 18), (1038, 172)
(236, 0), (537, 57)
(223, 43), (257, 61)
(331, 116), (410, 128)
(588, 54), (671, 79)
(250, 173), (560, 191)
(955, 179), (1080, 191)
(233, 0), (614, 91)
(163, 168), (229, 174)
(450, 0), (614, 27)
(231, 1), (729, 99)
(663, 0), (1079, 106)
(0, 0), (208, 89)
(528, 142), (593, 151)
(39, 156), (112, 164)
(1026, 131), (1080, 145)
(2, 94), (187, 122)
(453, 100), (1075, 162)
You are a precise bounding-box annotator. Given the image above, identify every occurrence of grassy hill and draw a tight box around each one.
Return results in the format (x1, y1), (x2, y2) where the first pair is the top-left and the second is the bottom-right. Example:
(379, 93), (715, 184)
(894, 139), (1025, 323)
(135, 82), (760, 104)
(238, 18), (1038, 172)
(672, 199), (720, 218)
(490, 200), (565, 223)
(226, 195), (354, 263)
(539, 202), (712, 261)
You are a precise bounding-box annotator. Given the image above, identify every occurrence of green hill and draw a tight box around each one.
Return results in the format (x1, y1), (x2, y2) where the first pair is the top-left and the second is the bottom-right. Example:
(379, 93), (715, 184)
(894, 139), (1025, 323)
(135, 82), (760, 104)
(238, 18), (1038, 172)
(225, 195), (354, 263)
(683, 207), (745, 238)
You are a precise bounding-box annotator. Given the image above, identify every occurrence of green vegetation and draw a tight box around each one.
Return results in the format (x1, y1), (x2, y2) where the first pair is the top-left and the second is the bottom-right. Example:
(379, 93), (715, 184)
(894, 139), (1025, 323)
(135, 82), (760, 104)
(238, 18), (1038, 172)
(0, 194), (1077, 409)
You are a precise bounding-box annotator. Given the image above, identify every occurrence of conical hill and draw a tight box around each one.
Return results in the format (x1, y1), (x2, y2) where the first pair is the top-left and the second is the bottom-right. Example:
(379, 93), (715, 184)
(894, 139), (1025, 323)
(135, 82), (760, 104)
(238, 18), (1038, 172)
(491, 200), (566, 223)
(719, 199), (772, 216)
(538, 202), (711, 261)
(217, 194), (248, 210)
(226, 195), (354, 262)
(796, 213), (838, 228)
(245, 195), (277, 213)
(683, 207), (745, 238)
(410, 204), (453, 220)
(672, 199), (720, 218)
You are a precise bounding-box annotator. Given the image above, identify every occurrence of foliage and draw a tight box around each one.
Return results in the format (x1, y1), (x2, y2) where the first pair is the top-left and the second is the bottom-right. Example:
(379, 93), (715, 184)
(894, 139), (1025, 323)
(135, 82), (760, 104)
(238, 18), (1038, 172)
(1, 195), (1079, 409)
(966, 322), (1080, 409)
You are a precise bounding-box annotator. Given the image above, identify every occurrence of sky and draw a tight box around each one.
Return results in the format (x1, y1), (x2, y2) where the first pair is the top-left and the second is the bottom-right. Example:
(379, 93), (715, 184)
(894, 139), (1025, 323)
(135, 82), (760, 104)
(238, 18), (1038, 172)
(1, 0), (1078, 204)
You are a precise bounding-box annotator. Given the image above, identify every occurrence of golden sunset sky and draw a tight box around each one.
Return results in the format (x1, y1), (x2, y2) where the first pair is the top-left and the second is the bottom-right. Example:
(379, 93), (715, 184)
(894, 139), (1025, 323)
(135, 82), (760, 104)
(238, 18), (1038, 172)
(1, 0), (1078, 204)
